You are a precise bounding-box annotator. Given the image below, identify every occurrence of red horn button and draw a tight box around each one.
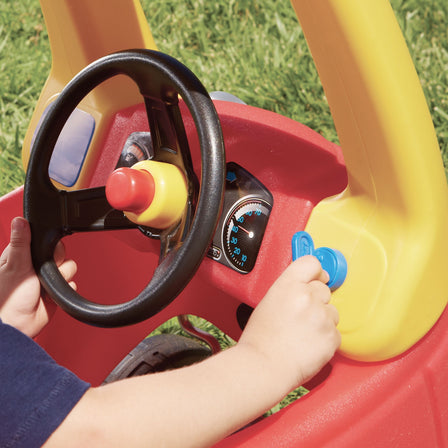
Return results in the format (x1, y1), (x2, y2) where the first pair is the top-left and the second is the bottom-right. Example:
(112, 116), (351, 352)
(106, 167), (155, 214)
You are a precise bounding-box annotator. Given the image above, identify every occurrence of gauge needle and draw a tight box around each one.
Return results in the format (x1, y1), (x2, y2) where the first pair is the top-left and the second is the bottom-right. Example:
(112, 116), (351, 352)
(238, 225), (254, 239)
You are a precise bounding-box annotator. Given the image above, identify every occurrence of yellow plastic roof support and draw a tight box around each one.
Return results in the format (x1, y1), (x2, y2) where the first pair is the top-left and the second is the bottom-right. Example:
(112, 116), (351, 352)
(291, 0), (448, 360)
(22, 0), (157, 187)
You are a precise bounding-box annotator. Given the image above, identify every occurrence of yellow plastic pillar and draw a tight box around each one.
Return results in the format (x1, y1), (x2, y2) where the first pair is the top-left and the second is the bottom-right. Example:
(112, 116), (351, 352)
(290, 0), (448, 360)
(22, 0), (157, 188)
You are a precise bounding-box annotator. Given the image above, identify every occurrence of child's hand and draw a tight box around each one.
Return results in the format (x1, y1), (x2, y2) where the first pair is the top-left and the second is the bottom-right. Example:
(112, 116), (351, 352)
(43, 256), (339, 447)
(0, 217), (77, 338)
(239, 255), (340, 393)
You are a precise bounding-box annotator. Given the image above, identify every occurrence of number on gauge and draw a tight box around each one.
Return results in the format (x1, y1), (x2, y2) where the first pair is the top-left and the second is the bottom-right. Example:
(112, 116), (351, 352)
(222, 198), (272, 273)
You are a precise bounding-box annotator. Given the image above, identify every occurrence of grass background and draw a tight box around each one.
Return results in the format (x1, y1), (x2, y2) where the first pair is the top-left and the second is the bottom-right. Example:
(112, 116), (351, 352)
(0, 0), (447, 195)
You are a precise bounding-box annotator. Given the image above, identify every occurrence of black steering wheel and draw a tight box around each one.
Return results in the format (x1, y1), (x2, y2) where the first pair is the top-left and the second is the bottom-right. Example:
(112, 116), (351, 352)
(24, 49), (225, 327)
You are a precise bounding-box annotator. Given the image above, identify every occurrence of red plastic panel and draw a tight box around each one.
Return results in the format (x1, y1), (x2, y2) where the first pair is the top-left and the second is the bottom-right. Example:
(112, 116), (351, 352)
(88, 100), (347, 308)
(216, 308), (448, 447)
(2, 102), (445, 446)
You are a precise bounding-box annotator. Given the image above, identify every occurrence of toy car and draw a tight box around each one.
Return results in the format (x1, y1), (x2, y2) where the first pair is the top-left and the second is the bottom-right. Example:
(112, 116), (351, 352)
(1, 0), (448, 446)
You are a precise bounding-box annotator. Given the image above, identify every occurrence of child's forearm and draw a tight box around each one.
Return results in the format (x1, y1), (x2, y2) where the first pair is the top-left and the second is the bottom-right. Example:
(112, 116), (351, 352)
(45, 343), (296, 448)
(46, 257), (340, 447)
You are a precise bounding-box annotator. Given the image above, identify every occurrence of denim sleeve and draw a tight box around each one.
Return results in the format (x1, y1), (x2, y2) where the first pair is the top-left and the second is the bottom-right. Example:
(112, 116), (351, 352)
(0, 319), (90, 448)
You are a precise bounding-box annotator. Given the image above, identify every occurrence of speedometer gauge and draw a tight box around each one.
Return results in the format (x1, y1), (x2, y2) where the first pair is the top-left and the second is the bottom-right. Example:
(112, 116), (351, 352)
(222, 197), (272, 273)
(208, 162), (273, 274)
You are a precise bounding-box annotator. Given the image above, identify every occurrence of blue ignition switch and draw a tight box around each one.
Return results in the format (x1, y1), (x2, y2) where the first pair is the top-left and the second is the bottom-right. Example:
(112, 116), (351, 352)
(291, 231), (347, 290)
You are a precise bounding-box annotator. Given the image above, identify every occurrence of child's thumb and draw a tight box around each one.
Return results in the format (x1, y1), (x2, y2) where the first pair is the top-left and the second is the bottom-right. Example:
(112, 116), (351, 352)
(7, 217), (32, 270)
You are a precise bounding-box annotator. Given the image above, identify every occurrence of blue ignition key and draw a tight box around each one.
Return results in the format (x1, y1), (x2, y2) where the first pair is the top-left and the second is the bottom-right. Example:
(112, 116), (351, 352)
(291, 231), (347, 290)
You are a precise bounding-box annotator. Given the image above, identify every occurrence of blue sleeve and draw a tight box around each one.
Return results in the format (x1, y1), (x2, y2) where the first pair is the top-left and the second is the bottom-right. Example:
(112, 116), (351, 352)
(0, 319), (90, 448)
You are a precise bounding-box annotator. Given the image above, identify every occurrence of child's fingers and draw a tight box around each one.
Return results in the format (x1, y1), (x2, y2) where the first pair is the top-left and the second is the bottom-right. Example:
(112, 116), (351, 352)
(53, 241), (66, 267)
(289, 255), (329, 284)
(327, 303), (340, 326)
(0, 245), (10, 268)
(320, 269), (330, 285)
(58, 260), (78, 283)
(4, 217), (32, 271)
(53, 241), (78, 287)
(309, 279), (332, 304)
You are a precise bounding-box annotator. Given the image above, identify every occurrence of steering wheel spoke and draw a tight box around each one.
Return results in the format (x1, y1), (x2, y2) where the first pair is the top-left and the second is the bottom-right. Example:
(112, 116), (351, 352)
(145, 98), (181, 159)
(62, 187), (137, 233)
(144, 97), (198, 197)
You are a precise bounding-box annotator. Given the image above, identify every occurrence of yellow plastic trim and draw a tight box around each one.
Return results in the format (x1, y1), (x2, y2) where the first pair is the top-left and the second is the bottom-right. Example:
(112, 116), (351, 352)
(290, 0), (448, 360)
(22, 0), (157, 189)
(124, 160), (188, 229)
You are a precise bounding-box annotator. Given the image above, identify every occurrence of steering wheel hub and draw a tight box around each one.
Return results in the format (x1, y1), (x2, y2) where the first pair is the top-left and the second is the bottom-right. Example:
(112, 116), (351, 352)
(106, 160), (188, 228)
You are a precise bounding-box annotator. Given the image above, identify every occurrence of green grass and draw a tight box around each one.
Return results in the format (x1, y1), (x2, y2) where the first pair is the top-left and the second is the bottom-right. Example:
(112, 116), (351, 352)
(392, 0), (448, 173)
(0, 0), (50, 192)
(1, 0), (447, 195)
(142, 0), (334, 138)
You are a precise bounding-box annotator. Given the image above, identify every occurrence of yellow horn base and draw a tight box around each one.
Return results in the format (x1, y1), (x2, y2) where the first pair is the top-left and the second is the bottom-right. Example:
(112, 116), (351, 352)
(124, 160), (188, 229)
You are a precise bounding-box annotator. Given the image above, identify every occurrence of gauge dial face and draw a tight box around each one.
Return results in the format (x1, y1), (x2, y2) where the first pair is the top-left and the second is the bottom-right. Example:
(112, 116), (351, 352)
(222, 198), (272, 273)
